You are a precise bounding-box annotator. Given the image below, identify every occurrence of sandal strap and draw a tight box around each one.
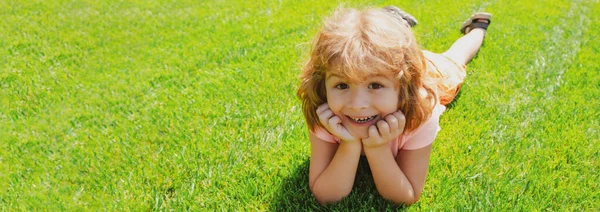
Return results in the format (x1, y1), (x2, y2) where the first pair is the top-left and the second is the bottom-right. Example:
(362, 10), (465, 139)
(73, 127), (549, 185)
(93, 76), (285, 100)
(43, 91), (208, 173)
(469, 21), (489, 31)
(460, 12), (492, 34)
(383, 6), (418, 27)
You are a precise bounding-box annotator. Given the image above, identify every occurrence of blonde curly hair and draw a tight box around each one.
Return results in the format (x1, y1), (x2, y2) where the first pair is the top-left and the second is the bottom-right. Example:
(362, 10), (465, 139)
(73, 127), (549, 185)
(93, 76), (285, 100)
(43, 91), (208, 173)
(297, 7), (437, 133)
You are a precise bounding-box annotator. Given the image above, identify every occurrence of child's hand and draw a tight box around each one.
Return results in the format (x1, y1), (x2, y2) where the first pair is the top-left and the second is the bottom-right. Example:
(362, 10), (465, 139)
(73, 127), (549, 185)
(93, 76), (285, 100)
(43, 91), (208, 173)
(363, 111), (406, 149)
(316, 103), (360, 143)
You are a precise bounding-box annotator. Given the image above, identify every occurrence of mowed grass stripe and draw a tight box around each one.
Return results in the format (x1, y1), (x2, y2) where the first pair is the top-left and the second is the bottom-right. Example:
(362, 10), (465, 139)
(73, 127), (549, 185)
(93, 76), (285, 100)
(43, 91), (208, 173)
(424, 0), (550, 209)
(506, 0), (592, 208)
(520, 0), (590, 117)
(426, 0), (597, 210)
(502, 0), (597, 209)
(498, 0), (591, 139)
(535, 0), (600, 208)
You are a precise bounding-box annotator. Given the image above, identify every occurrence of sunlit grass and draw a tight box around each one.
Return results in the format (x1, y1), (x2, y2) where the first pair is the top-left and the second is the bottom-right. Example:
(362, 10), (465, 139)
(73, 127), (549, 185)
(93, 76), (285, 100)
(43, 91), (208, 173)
(1, 0), (598, 210)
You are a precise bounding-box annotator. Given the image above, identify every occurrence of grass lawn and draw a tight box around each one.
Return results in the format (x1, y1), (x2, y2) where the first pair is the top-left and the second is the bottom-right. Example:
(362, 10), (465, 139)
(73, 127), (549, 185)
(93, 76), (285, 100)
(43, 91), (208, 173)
(1, 0), (599, 210)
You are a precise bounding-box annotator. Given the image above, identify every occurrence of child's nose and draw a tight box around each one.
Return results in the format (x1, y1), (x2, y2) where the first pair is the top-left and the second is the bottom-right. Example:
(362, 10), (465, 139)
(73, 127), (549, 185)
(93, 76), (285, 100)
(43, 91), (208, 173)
(347, 89), (369, 111)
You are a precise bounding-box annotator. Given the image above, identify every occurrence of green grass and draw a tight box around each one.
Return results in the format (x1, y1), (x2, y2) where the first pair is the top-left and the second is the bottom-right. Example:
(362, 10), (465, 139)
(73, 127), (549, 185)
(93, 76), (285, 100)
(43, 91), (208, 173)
(1, 0), (599, 210)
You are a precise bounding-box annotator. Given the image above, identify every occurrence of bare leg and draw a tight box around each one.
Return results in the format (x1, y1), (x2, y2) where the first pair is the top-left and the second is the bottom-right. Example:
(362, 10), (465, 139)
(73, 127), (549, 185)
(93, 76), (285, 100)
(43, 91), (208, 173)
(442, 27), (487, 66)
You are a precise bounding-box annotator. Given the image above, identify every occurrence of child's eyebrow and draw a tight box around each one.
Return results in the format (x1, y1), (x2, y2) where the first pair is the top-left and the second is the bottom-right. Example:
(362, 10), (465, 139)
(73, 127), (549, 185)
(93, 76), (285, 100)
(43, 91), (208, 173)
(371, 74), (390, 79)
(326, 73), (344, 80)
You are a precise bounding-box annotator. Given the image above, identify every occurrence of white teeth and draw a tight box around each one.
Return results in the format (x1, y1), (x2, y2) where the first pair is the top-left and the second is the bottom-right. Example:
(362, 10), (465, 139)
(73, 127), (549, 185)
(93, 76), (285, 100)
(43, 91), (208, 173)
(349, 115), (377, 123)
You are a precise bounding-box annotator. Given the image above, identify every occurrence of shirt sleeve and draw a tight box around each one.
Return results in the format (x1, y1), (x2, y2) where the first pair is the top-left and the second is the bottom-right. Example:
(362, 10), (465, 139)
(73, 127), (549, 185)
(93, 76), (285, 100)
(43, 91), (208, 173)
(402, 104), (445, 150)
(311, 126), (341, 144)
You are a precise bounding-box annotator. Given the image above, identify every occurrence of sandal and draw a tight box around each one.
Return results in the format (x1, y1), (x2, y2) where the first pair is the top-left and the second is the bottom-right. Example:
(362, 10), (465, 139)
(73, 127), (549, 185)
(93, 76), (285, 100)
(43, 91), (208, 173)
(460, 12), (492, 34)
(383, 6), (418, 27)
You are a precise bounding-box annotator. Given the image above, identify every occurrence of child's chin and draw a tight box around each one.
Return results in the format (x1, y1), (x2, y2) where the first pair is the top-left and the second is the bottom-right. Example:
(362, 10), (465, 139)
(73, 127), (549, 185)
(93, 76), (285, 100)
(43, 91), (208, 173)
(348, 127), (370, 139)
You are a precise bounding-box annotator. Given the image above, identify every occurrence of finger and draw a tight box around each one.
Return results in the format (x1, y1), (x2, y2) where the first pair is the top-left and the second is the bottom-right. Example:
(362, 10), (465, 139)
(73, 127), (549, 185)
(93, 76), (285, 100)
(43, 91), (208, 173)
(326, 116), (357, 142)
(368, 124), (380, 139)
(316, 103), (329, 114)
(385, 114), (403, 138)
(395, 111), (406, 131)
(329, 115), (341, 126)
(377, 120), (390, 139)
(395, 109), (405, 115)
(318, 108), (333, 119)
(318, 110), (334, 128)
(394, 111), (406, 129)
(395, 110), (405, 118)
(385, 114), (399, 131)
(319, 116), (332, 132)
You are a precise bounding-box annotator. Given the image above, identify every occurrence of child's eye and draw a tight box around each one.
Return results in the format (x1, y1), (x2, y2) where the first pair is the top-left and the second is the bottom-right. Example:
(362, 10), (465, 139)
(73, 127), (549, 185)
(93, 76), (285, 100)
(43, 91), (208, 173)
(335, 83), (349, 89)
(368, 83), (383, 89)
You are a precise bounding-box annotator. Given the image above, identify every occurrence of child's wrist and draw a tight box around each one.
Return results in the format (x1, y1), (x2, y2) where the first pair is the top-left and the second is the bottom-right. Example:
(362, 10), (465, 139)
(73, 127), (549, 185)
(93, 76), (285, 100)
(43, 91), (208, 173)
(339, 136), (360, 144)
(363, 145), (395, 166)
(363, 142), (389, 152)
(363, 146), (389, 158)
(340, 139), (362, 149)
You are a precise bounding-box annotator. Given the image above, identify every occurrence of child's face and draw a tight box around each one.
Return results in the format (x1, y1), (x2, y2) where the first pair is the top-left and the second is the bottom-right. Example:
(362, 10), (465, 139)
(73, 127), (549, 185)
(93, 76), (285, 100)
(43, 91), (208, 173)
(325, 72), (400, 139)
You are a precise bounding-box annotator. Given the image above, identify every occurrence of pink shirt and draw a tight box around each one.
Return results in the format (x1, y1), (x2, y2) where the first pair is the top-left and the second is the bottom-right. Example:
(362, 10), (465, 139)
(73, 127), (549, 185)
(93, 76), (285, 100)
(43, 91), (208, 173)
(312, 104), (445, 157)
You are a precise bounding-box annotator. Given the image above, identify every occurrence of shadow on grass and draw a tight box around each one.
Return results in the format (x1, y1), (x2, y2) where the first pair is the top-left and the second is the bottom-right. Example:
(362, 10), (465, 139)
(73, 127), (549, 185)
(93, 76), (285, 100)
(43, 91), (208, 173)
(445, 89), (463, 110)
(270, 157), (409, 211)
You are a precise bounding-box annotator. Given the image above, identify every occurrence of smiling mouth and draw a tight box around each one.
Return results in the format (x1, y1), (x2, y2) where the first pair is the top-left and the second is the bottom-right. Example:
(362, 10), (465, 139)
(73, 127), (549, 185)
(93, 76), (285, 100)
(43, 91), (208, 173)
(348, 115), (378, 123)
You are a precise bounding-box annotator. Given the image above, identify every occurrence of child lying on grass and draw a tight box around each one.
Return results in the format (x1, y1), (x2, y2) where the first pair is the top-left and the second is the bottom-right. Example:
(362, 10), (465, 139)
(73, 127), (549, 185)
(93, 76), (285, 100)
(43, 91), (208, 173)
(297, 6), (491, 205)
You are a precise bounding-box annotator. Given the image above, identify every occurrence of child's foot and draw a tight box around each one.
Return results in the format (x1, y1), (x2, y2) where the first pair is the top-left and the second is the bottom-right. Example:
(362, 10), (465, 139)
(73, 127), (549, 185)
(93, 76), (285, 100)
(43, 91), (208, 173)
(382, 6), (418, 27)
(460, 12), (492, 34)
